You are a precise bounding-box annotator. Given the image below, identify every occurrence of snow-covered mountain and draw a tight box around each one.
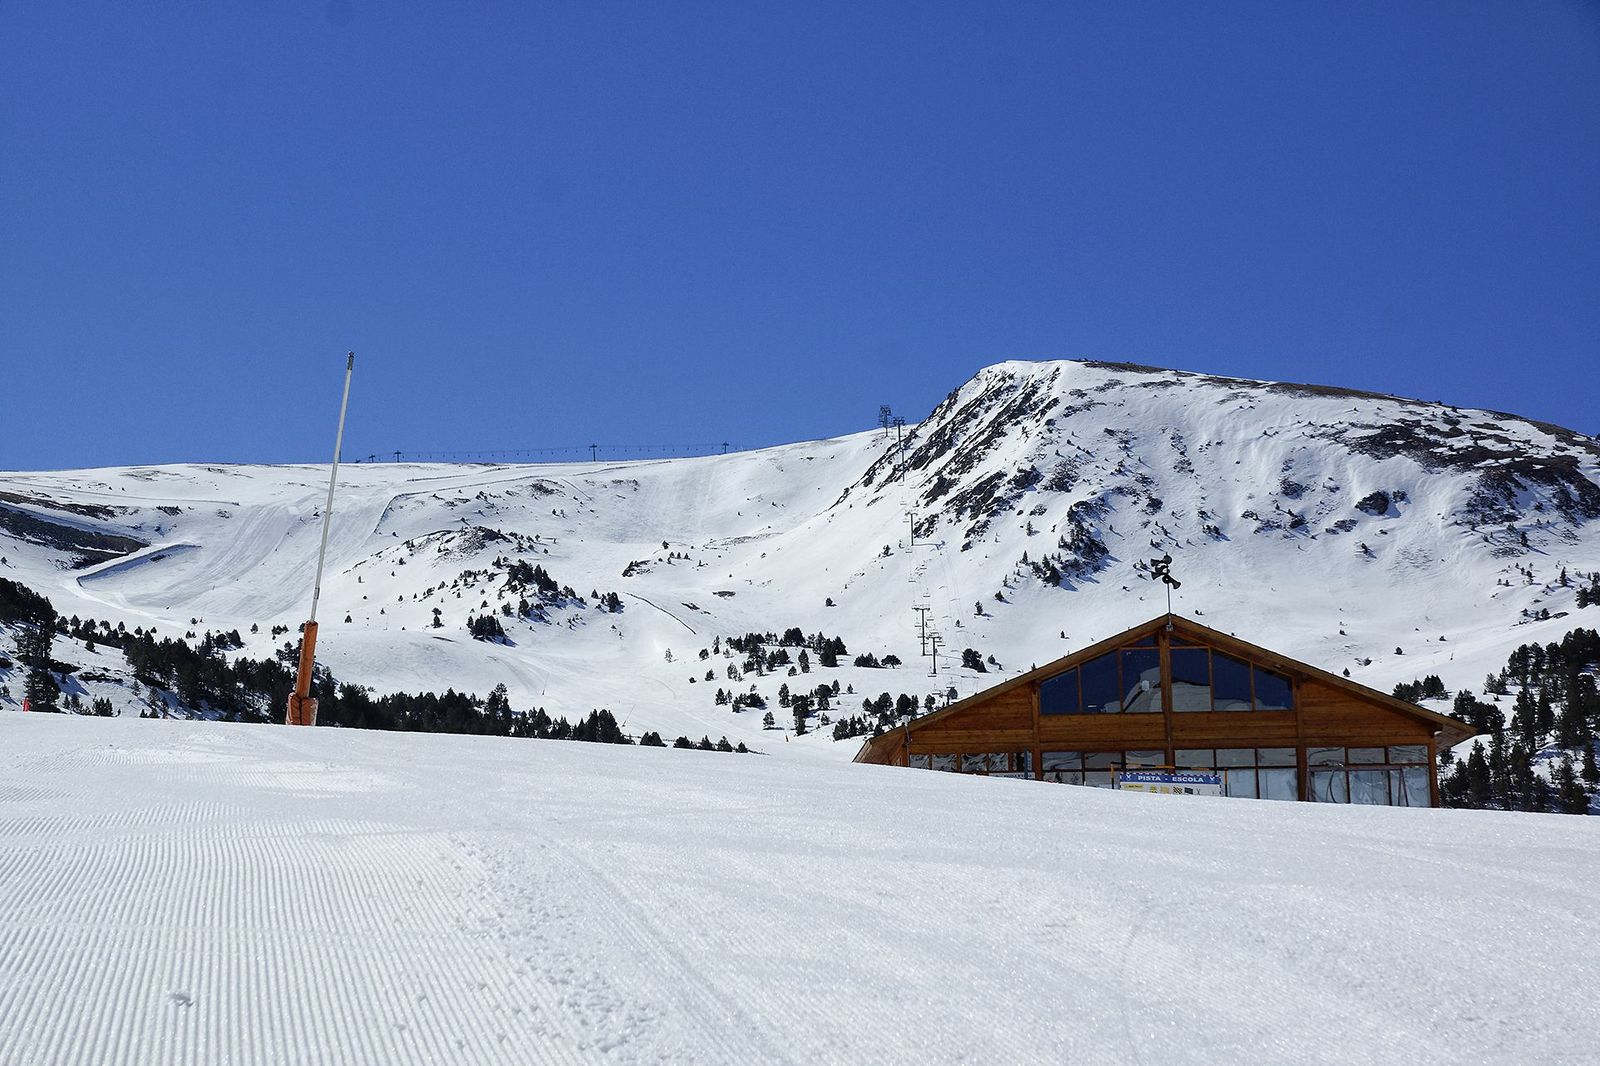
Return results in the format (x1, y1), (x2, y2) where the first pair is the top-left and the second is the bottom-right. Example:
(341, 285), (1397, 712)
(3, 359), (1598, 756)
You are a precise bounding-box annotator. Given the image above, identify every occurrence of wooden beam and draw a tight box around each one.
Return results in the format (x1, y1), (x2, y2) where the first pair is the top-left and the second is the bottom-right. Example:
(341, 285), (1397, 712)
(1429, 738), (1441, 808)
(1031, 681), (1043, 781)
(1294, 675), (1308, 802)
(1158, 619), (1175, 767)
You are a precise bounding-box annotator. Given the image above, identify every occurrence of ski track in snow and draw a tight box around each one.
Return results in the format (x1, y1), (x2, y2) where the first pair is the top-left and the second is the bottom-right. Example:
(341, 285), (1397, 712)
(1, 715), (1598, 1064)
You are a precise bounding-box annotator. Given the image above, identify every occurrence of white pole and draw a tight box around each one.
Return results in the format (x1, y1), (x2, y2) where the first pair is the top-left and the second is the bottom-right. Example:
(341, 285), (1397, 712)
(308, 352), (355, 625)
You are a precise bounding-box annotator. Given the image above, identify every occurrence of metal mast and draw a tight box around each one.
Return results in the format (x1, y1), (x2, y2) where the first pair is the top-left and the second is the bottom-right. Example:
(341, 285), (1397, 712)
(287, 352), (355, 726)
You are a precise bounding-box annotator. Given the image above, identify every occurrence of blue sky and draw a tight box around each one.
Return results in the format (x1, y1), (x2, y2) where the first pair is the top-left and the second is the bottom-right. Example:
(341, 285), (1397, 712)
(2, 2), (1596, 470)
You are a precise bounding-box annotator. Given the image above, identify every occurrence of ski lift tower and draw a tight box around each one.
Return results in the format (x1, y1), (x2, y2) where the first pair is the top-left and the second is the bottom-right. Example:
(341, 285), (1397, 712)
(286, 353), (355, 727)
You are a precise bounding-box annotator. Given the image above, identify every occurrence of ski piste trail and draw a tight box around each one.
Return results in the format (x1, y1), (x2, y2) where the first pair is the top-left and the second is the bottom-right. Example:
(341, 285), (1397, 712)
(1, 713), (1596, 1064)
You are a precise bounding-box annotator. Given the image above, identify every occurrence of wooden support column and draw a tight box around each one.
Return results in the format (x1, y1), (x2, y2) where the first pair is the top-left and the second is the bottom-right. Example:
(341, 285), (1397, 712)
(1293, 677), (1308, 802)
(1031, 681), (1044, 781)
(1158, 621), (1174, 766)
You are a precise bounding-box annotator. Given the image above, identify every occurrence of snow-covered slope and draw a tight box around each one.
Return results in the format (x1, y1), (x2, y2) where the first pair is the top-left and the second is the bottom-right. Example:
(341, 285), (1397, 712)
(3, 359), (1598, 754)
(1, 712), (1594, 1065)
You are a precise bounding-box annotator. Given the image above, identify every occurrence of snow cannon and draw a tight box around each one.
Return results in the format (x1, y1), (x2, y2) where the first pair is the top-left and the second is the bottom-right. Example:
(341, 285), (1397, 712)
(286, 621), (319, 726)
(284, 352), (354, 727)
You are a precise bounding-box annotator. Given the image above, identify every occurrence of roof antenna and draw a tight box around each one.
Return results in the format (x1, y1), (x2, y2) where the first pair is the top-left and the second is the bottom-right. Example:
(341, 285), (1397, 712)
(1150, 554), (1180, 626)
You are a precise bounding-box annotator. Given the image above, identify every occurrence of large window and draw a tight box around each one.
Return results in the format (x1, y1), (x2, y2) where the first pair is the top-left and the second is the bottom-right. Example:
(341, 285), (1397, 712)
(1043, 639), (1293, 714)
(1175, 747), (1298, 800)
(1039, 645), (1162, 714)
(1169, 644), (1294, 712)
(1306, 746), (1430, 806)
(1169, 648), (1211, 711)
(911, 752), (1032, 778)
(1039, 669), (1080, 716)
(1042, 750), (1163, 787)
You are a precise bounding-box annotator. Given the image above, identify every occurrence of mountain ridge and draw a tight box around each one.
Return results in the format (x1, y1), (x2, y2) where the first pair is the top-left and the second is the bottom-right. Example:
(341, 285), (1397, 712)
(2, 358), (1597, 758)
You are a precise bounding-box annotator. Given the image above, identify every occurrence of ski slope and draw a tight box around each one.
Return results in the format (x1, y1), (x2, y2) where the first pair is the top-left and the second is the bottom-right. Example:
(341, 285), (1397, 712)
(0, 713), (1595, 1064)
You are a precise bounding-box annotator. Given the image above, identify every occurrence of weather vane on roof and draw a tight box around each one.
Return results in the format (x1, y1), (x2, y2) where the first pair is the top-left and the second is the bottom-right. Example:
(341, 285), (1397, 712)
(1150, 554), (1180, 617)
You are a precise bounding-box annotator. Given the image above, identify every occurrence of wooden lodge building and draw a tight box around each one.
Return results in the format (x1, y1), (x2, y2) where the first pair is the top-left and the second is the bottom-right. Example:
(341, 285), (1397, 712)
(854, 614), (1473, 806)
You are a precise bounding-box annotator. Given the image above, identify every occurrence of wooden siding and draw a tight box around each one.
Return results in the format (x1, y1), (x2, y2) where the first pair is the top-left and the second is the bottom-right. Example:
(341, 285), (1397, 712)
(909, 689), (1033, 754)
(908, 730), (1035, 755)
(925, 689), (1033, 732)
(1038, 713), (1166, 749)
(1170, 711), (1299, 745)
(1298, 678), (1433, 746)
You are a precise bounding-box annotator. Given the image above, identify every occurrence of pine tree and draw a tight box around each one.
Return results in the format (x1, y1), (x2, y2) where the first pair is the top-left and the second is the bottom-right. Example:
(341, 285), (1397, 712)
(1488, 732), (1511, 808)
(23, 665), (60, 713)
(1555, 755), (1589, 814)
(484, 683), (512, 722)
(1514, 687), (1539, 753)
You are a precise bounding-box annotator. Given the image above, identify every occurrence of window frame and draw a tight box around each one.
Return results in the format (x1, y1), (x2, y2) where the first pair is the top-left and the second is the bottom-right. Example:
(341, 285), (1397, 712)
(1305, 747), (1434, 806)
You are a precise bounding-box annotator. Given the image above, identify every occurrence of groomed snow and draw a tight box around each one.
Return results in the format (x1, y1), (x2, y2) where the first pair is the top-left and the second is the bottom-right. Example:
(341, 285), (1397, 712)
(2, 714), (1595, 1064)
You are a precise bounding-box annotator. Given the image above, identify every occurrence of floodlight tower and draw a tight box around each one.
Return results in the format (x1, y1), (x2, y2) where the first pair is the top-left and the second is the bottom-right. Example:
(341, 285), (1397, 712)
(286, 353), (355, 727)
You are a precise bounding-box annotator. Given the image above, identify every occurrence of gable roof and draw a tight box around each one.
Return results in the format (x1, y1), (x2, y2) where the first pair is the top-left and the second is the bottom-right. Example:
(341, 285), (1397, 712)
(853, 613), (1475, 762)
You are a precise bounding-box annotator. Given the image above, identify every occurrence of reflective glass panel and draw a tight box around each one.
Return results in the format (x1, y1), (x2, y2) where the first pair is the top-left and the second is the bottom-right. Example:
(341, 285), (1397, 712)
(1223, 768), (1258, 798)
(1308, 747), (1346, 765)
(1257, 748), (1297, 766)
(1039, 668), (1081, 715)
(1215, 748), (1255, 767)
(1404, 766), (1429, 806)
(1175, 748), (1214, 768)
(1310, 769), (1349, 802)
(1120, 649), (1162, 712)
(1347, 747), (1386, 765)
(1127, 634), (1158, 646)
(1253, 667), (1293, 710)
(1388, 745), (1428, 764)
(1083, 771), (1115, 789)
(1394, 766), (1429, 807)
(1041, 751), (1083, 773)
(908, 754), (931, 769)
(1080, 653), (1120, 714)
(1084, 752), (1119, 770)
(1212, 653), (1253, 709)
(1170, 648), (1212, 712)
(1260, 768), (1298, 801)
(1124, 750), (1165, 768)
(931, 754), (959, 772)
(1350, 769), (1389, 805)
